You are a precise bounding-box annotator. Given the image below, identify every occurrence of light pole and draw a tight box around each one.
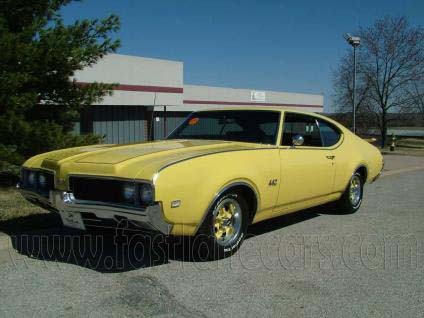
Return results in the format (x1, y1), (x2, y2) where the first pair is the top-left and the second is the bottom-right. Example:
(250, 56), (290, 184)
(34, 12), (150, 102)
(343, 33), (360, 134)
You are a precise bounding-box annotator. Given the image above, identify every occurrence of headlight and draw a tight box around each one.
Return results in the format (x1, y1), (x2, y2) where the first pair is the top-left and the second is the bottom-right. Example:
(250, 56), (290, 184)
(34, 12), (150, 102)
(122, 183), (135, 202)
(139, 183), (153, 204)
(28, 172), (37, 187)
(38, 173), (47, 189)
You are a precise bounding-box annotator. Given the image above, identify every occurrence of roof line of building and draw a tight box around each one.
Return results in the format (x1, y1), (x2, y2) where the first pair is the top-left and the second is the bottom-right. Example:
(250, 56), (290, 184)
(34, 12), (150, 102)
(183, 100), (323, 108)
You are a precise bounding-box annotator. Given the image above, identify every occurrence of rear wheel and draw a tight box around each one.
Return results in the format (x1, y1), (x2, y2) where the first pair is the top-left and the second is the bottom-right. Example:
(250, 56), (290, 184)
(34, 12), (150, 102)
(196, 191), (249, 260)
(336, 172), (364, 214)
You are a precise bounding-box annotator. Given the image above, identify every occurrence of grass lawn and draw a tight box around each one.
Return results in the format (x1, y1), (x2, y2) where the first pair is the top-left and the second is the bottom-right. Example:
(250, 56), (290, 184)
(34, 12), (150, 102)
(0, 187), (62, 234)
(0, 187), (48, 222)
(396, 138), (424, 149)
(365, 138), (424, 156)
(380, 138), (424, 156)
(381, 147), (424, 156)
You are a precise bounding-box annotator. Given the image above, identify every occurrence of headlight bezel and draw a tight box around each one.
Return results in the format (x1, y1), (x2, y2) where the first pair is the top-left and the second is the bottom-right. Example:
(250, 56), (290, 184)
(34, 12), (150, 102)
(121, 181), (155, 206)
(28, 171), (37, 188)
(122, 182), (136, 202)
(138, 183), (154, 205)
(38, 173), (48, 189)
(20, 168), (55, 196)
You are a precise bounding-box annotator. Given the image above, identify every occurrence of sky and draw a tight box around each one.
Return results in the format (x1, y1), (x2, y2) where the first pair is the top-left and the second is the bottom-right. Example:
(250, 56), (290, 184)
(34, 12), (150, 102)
(60, 0), (424, 112)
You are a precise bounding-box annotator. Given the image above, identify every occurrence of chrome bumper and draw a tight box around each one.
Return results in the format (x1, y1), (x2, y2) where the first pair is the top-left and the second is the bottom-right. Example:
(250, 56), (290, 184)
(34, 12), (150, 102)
(18, 187), (172, 234)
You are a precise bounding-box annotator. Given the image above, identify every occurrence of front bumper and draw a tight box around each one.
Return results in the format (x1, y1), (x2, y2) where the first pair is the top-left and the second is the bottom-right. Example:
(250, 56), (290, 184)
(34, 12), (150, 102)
(17, 187), (172, 234)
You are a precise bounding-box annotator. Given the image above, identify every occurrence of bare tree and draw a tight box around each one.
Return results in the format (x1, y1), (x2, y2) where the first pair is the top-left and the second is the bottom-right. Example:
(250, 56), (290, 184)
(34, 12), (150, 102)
(333, 16), (424, 147)
(332, 52), (372, 134)
(333, 53), (369, 113)
(405, 80), (424, 123)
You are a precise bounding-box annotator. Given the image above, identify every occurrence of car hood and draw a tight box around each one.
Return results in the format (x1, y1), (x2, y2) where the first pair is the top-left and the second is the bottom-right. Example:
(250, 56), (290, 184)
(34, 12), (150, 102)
(24, 139), (267, 187)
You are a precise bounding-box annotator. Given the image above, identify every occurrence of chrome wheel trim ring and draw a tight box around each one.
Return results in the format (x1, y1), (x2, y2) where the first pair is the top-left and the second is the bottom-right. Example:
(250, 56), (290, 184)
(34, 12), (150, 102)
(349, 175), (362, 208)
(212, 197), (242, 247)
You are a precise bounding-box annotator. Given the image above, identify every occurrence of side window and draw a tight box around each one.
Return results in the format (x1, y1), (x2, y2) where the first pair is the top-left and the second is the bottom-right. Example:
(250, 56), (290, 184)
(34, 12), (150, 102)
(318, 119), (341, 147)
(281, 113), (322, 147)
(259, 122), (279, 139)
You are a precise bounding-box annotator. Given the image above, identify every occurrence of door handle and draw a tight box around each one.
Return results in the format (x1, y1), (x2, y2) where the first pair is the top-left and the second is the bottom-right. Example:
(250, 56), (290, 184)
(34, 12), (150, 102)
(326, 155), (335, 160)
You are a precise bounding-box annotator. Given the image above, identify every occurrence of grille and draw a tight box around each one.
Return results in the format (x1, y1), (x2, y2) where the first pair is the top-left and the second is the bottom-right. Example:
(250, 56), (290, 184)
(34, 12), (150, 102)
(69, 177), (135, 206)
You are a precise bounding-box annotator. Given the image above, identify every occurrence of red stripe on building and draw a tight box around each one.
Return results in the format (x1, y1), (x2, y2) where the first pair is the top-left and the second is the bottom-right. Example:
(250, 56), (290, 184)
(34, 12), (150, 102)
(77, 82), (183, 94)
(76, 82), (322, 108)
(183, 100), (323, 109)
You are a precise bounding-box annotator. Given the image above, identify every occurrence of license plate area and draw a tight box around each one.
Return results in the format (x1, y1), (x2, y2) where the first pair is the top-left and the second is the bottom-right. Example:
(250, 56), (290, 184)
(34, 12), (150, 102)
(59, 211), (86, 230)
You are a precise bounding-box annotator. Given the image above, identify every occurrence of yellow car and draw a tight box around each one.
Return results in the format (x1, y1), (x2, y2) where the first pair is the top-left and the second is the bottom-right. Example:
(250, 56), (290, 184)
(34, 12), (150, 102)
(19, 107), (383, 258)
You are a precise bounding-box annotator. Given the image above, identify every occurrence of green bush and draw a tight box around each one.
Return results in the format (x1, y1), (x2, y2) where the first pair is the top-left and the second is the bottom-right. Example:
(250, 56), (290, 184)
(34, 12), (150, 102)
(0, 118), (103, 185)
(0, 0), (120, 186)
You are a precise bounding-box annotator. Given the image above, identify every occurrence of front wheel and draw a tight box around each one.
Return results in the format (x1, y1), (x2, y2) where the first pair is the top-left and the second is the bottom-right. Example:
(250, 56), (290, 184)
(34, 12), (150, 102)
(336, 172), (364, 214)
(196, 191), (249, 260)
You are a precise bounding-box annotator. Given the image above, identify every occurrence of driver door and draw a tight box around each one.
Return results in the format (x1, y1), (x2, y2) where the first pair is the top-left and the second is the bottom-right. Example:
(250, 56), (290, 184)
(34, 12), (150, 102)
(274, 112), (336, 211)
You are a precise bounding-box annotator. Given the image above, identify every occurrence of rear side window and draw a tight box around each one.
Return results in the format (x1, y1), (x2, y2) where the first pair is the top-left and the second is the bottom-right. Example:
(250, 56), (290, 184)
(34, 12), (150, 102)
(318, 119), (341, 147)
(281, 113), (322, 147)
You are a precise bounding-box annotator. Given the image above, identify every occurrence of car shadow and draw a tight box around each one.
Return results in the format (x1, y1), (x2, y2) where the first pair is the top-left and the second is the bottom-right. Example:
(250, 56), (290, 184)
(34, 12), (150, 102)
(2, 215), (177, 273)
(248, 208), (320, 236)
(1, 204), (341, 273)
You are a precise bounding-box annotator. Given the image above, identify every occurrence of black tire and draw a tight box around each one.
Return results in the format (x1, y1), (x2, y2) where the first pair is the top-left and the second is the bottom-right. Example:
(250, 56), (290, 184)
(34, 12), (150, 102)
(195, 191), (249, 260)
(336, 172), (364, 214)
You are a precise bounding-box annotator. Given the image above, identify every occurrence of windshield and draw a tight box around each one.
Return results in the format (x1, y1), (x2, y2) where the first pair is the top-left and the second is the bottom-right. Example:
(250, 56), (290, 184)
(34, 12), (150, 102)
(167, 110), (280, 144)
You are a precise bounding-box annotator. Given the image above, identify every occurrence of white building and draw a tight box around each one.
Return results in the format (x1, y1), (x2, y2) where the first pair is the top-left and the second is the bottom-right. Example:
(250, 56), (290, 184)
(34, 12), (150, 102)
(74, 54), (324, 143)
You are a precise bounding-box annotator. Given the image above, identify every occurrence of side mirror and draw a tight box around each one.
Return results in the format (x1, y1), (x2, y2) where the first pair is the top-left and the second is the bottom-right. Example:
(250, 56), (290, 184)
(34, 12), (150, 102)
(292, 134), (304, 147)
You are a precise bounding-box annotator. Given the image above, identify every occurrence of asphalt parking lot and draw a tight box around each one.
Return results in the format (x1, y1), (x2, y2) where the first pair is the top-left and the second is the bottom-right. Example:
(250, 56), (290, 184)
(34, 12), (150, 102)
(0, 155), (423, 318)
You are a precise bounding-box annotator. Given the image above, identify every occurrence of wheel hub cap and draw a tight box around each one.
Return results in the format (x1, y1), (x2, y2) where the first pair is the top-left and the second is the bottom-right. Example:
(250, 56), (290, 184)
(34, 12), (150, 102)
(349, 175), (362, 207)
(213, 198), (242, 246)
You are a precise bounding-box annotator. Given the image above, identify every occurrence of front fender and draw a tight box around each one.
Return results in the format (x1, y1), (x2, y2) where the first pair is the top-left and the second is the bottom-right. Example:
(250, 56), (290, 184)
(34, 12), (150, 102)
(153, 149), (280, 236)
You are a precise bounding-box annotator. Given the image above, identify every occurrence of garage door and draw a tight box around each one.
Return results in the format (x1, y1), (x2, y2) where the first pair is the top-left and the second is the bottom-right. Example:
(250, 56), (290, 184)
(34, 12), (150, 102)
(90, 106), (148, 144)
